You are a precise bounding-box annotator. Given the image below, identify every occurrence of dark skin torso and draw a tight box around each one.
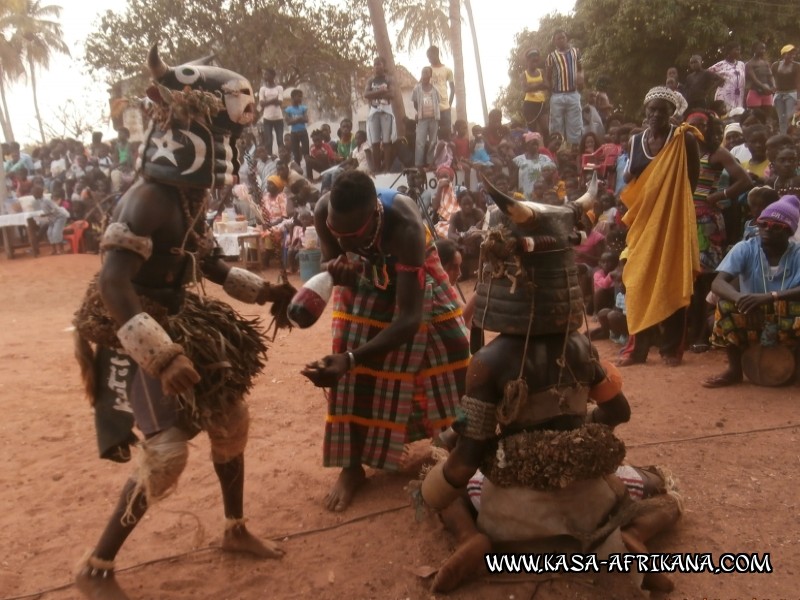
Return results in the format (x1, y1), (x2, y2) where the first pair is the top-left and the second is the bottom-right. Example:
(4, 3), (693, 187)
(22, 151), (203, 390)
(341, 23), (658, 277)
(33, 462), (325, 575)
(101, 180), (231, 325)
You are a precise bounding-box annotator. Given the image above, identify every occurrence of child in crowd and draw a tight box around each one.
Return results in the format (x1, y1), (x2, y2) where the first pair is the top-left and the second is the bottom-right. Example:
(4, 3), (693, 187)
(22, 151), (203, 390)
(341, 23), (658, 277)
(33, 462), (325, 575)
(591, 252), (628, 344)
(743, 186), (780, 240)
(285, 89), (309, 165)
(593, 250), (619, 313)
(540, 163), (566, 202)
(469, 126), (493, 166)
(305, 129), (337, 181)
(763, 134), (794, 180)
(284, 208), (315, 274)
(741, 125), (769, 181)
(432, 130), (455, 172)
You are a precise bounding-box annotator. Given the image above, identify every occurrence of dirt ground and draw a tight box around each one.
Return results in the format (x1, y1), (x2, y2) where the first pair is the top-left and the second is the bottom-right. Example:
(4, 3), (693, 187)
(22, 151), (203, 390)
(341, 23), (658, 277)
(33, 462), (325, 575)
(1, 252), (798, 600)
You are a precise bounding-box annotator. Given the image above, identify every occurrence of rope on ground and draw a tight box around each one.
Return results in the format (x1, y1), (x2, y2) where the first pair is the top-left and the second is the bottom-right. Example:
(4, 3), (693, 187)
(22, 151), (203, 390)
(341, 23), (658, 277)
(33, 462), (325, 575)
(5, 423), (800, 600)
(0, 504), (410, 600)
(627, 422), (800, 449)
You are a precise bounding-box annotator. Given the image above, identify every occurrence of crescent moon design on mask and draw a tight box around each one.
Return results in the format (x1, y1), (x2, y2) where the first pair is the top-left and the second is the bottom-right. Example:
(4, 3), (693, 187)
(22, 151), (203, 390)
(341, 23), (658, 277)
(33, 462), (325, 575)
(180, 128), (207, 175)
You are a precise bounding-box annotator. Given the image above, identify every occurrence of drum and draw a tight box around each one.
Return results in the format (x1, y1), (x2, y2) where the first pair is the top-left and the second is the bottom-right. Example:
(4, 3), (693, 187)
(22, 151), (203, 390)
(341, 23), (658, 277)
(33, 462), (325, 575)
(741, 345), (796, 387)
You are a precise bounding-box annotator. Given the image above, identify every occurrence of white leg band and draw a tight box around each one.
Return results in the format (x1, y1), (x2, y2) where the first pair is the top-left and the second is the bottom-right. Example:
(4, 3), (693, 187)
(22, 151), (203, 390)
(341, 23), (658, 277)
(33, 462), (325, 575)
(117, 312), (184, 378)
(223, 267), (267, 304)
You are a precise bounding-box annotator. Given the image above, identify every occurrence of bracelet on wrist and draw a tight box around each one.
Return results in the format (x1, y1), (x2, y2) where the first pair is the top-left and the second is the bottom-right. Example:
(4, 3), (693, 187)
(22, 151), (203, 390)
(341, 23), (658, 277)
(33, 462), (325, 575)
(771, 291), (779, 303)
(346, 351), (356, 370)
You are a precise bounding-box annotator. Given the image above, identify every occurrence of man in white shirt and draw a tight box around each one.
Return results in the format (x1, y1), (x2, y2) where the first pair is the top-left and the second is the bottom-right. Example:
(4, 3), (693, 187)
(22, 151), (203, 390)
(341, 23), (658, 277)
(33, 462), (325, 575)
(258, 68), (285, 155)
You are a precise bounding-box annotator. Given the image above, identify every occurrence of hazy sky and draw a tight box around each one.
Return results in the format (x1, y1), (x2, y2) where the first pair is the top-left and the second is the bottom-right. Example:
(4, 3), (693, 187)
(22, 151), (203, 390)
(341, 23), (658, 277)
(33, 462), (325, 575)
(5, 0), (570, 145)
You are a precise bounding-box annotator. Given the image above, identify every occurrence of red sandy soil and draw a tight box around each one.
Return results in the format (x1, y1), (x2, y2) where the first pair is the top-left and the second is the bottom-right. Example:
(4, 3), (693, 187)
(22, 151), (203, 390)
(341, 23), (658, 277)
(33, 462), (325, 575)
(1, 252), (798, 600)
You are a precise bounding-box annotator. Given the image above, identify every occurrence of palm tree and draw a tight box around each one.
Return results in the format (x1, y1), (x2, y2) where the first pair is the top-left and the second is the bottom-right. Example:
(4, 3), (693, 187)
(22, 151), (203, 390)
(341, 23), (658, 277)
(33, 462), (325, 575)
(0, 0), (27, 142)
(389, 0), (450, 53)
(366, 0), (406, 137)
(9, 0), (69, 144)
(448, 0), (467, 123)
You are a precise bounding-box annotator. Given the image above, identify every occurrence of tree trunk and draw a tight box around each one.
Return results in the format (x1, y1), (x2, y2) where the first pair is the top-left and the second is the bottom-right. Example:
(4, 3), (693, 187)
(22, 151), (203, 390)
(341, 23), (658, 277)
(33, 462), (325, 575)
(449, 0), (467, 124)
(365, 0), (406, 138)
(28, 57), (47, 144)
(0, 76), (15, 142)
(463, 0), (488, 124)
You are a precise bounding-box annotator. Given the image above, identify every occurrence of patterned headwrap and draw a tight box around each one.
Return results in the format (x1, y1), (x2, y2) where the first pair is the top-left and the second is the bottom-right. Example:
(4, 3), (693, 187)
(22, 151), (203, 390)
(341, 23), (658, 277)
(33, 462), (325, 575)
(436, 166), (455, 181)
(643, 86), (678, 110)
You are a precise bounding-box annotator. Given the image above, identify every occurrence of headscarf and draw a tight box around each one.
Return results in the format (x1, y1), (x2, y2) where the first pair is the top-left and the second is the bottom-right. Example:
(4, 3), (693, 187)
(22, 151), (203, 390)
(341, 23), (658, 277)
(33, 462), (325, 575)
(436, 166), (455, 181)
(267, 174), (285, 192)
(723, 123), (743, 138)
(643, 86), (677, 111)
(781, 44), (796, 56)
(523, 131), (543, 144)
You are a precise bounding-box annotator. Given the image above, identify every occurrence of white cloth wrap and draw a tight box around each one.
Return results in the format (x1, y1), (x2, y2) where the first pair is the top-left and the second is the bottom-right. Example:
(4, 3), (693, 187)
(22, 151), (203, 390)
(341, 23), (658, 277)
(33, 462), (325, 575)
(223, 266), (265, 304)
(117, 312), (183, 378)
(101, 222), (154, 260)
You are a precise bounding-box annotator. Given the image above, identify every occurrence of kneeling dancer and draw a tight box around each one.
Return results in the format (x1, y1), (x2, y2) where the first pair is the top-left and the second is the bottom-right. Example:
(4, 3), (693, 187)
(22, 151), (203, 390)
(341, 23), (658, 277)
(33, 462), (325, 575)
(417, 181), (684, 593)
(72, 46), (295, 600)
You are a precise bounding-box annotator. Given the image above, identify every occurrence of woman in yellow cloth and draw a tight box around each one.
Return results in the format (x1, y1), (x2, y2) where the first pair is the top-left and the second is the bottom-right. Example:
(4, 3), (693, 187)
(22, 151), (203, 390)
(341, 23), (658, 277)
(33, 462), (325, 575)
(618, 87), (701, 367)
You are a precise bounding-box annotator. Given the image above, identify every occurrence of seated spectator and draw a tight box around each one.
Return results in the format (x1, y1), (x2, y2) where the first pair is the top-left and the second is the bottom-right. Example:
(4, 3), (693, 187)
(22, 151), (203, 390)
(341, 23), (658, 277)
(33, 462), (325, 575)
(723, 122), (749, 162)
(15, 167), (33, 196)
(447, 190), (484, 279)
(741, 125), (769, 181)
(591, 251), (628, 344)
(350, 130), (372, 174)
(432, 166), (464, 237)
(743, 186), (780, 240)
(512, 132), (555, 201)
(764, 134), (794, 180)
(767, 146), (800, 199)
(703, 194), (800, 387)
(435, 237), (476, 326)
(305, 129), (338, 181)
(31, 181), (70, 254)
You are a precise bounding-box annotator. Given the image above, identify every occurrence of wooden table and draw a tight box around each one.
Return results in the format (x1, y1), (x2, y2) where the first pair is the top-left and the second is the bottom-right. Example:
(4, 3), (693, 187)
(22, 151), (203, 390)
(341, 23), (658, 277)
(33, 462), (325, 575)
(0, 211), (44, 259)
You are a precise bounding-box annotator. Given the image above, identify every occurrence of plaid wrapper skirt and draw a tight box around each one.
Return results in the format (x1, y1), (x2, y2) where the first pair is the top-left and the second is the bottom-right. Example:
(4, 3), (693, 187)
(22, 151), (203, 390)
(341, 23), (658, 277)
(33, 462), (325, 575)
(323, 249), (470, 470)
(711, 299), (800, 348)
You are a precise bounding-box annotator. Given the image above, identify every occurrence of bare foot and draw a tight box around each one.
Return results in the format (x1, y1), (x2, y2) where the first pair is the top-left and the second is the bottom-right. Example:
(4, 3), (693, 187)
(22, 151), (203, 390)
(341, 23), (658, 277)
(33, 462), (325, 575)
(222, 522), (284, 559)
(702, 368), (743, 388)
(431, 533), (492, 593)
(75, 565), (130, 600)
(324, 465), (366, 512)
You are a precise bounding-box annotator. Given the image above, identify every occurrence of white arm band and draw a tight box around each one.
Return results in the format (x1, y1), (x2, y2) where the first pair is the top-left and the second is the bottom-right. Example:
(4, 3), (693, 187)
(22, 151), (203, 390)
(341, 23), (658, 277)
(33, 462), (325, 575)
(223, 267), (267, 304)
(117, 313), (184, 378)
(101, 222), (154, 261)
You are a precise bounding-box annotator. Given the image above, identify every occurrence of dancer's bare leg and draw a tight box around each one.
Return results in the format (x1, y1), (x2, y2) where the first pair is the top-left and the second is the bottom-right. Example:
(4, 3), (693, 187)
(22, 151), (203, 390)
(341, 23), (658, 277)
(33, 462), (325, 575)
(75, 479), (146, 600)
(215, 454), (283, 558)
(432, 497), (492, 593)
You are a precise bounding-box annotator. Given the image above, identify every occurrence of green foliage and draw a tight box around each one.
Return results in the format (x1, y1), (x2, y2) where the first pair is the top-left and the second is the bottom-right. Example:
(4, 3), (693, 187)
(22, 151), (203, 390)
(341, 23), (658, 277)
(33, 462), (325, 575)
(84, 0), (375, 114)
(388, 0), (450, 53)
(497, 0), (800, 120)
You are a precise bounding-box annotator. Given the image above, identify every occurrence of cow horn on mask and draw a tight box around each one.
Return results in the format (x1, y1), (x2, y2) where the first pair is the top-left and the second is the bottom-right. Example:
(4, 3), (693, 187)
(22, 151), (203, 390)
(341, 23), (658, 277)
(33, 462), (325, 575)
(148, 44), (170, 80)
(481, 174), (536, 226)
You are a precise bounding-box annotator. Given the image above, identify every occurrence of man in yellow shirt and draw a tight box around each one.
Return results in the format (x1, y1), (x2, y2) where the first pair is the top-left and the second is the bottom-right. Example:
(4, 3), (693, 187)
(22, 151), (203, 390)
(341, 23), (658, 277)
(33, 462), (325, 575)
(427, 45), (455, 138)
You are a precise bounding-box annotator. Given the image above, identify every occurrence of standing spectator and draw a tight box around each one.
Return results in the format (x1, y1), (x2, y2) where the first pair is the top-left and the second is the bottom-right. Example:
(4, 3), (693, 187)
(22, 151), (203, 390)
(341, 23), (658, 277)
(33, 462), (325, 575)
(665, 77), (688, 120)
(618, 87), (701, 367)
(683, 54), (724, 110)
(708, 41), (746, 111)
(411, 66), (441, 169)
(364, 57), (396, 174)
(745, 42), (776, 124)
(427, 45), (455, 137)
(284, 89), (309, 166)
(521, 49), (548, 135)
(771, 45), (800, 135)
(545, 30), (584, 149)
(258, 68), (284, 155)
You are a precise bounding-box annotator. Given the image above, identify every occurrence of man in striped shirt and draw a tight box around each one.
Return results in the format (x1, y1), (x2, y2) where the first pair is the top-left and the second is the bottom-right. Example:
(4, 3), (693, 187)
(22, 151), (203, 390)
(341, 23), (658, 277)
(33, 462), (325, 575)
(545, 30), (584, 148)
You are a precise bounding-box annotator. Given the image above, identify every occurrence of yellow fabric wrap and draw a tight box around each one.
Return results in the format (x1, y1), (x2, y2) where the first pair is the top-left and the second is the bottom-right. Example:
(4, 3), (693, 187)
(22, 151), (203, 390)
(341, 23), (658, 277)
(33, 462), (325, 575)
(620, 123), (701, 334)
